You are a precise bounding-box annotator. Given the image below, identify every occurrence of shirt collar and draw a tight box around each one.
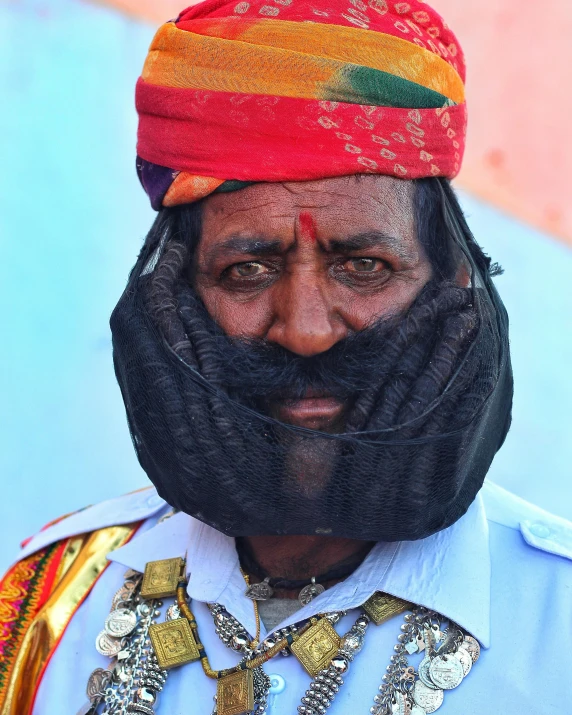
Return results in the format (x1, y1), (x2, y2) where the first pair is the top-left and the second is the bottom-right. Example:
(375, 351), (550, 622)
(108, 494), (490, 647)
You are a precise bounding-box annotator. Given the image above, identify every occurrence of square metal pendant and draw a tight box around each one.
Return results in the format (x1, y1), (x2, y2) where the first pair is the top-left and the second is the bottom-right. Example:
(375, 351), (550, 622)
(290, 619), (341, 677)
(141, 557), (184, 599)
(217, 670), (254, 715)
(362, 592), (412, 626)
(149, 618), (200, 669)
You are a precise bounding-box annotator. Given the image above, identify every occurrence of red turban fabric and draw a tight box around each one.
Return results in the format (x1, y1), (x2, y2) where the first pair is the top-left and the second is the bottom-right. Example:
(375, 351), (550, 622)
(136, 0), (467, 209)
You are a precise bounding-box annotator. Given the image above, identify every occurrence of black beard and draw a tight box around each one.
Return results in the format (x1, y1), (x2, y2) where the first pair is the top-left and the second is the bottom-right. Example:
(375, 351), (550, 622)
(111, 234), (512, 542)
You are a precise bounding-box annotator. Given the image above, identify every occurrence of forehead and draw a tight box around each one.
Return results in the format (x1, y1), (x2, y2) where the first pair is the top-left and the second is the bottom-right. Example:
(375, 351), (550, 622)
(201, 175), (415, 237)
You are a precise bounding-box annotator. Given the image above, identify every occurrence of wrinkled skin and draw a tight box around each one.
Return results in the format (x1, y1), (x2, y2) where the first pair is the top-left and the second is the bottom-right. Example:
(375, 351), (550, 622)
(194, 175), (433, 589)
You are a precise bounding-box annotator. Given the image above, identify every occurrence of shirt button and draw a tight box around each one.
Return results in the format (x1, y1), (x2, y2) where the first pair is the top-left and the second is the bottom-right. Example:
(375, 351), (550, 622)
(269, 674), (286, 694)
(529, 522), (551, 539)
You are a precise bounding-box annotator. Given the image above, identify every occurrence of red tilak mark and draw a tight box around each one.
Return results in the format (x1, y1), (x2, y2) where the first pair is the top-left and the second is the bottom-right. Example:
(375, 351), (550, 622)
(299, 212), (317, 243)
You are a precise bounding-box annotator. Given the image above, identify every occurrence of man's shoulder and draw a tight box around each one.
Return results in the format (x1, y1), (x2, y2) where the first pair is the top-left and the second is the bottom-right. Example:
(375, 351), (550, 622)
(12, 486), (167, 567)
(481, 479), (572, 565)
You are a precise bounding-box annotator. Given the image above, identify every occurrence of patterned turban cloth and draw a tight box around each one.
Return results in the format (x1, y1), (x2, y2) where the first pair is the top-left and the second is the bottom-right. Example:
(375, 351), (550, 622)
(136, 0), (467, 210)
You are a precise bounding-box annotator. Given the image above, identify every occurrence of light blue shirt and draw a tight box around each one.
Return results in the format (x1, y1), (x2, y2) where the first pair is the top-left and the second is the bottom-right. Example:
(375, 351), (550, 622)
(17, 481), (572, 714)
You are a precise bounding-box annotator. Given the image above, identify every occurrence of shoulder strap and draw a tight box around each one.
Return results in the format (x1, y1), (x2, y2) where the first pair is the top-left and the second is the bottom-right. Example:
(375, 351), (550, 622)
(0, 523), (141, 715)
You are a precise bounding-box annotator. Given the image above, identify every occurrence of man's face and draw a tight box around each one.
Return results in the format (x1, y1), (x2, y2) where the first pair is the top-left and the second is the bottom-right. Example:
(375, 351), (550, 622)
(194, 175), (432, 431)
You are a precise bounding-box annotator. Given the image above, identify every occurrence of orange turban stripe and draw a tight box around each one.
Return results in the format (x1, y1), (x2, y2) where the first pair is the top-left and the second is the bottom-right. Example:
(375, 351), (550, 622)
(136, 0), (467, 209)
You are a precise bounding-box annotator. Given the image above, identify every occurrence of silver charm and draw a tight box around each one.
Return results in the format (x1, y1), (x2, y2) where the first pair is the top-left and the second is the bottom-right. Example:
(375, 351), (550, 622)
(455, 647), (473, 676)
(298, 577), (325, 605)
(418, 656), (439, 690)
(462, 635), (481, 663)
(411, 705), (427, 715)
(428, 655), (464, 690)
(405, 637), (419, 654)
(105, 607), (137, 638)
(413, 681), (444, 713)
(165, 603), (181, 621)
(112, 582), (137, 609)
(391, 691), (410, 715)
(86, 667), (111, 702)
(245, 576), (274, 601)
(95, 630), (122, 657)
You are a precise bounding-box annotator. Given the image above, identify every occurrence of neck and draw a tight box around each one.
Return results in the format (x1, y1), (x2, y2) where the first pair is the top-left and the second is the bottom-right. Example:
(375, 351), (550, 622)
(239, 535), (374, 600)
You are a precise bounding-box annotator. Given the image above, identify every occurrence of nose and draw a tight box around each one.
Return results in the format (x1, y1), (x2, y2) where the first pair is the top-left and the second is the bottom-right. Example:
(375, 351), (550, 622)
(266, 273), (348, 357)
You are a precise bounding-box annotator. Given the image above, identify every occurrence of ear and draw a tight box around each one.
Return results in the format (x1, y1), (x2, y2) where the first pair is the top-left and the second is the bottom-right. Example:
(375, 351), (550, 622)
(455, 257), (471, 287)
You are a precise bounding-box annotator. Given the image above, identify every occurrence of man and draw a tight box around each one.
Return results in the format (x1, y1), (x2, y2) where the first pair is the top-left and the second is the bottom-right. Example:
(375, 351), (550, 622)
(1, 1), (570, 713)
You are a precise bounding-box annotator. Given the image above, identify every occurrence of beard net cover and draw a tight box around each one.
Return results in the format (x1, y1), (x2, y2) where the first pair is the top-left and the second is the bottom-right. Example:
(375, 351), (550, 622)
(111, 185), (513, 542)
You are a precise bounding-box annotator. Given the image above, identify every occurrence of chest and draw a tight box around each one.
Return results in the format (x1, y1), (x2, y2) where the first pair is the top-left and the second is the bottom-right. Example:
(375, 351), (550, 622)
(32, 563), (560, 715)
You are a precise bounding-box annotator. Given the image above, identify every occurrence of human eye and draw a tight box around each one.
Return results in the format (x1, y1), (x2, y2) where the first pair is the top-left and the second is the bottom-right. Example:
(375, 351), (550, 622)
(219, 260), (278, 291)
(227, 261), (269, 278)
(344, 257), (386, 273)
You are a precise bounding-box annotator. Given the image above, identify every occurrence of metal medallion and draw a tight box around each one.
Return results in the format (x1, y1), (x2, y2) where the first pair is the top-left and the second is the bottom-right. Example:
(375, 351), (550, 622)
(290, 619), (341, 676)
(411, 705), (427, 715)
(455, 647), (473, 677)
(217, 669), (255, 715)
(413, 681), (444, 714)
(95, 630), (122, 658)
(86, 667), (111, 702)
(105, 607), (137, 638)
(418, 656), (438, 690)
(362, 592), (413, 626)
(298, 579), (326, 606)
(462, 635), (481, 663)
(141, 557), (184, 599)
(429, 655), (464, 690)
(245, 577), (274, 601)
(149, 618), (200, 669)
(111, 582), (136, 610)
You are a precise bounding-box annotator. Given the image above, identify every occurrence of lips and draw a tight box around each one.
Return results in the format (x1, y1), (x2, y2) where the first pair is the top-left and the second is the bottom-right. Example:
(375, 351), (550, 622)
(271, 391), (346, 430)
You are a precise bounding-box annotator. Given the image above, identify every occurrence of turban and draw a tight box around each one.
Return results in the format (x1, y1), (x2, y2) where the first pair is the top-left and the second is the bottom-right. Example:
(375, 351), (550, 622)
(136, 0), (467, 209)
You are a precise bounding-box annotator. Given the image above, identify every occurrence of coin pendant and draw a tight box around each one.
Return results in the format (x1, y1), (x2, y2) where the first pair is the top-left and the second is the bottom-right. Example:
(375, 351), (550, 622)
(86, 667), (111, 701)
(418, 657), (438, 690)
(298, 582), (325, 606)
(462, 635), (481, 663)
(411, 706), (427, 715)
(429, 655), (464, 690)
(95, 630), (122, 657)
(455, 647), (473, 676)
(105, 608), (137, 638)
(245, 579), (274, 601)
(111, 583), (135, 610)
(413, 682), (444, 713)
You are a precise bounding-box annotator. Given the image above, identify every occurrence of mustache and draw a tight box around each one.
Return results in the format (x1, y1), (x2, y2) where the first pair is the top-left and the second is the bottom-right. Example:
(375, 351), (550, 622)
(175, 281), (442, 403)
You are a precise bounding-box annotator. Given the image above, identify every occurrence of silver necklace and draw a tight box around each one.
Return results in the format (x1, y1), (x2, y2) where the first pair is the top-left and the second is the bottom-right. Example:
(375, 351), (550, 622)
(208, 604), (369, 714)
(78, 569), (167, 715)
(82, 567), (480, 715)
(371, 606), (480, 715)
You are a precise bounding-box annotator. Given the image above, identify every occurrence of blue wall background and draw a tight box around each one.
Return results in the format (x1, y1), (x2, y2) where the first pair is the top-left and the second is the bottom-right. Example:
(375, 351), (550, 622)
(1, 0), (571, 572)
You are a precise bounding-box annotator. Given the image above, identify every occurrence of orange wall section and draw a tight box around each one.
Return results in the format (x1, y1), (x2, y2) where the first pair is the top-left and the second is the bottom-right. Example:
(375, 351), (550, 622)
(93, 0), (572, 246)
(430, 0), (572, 246)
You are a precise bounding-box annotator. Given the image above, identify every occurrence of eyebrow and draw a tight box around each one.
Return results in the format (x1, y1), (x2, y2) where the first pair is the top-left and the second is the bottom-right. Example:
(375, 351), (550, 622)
(206, 230), (410, 262)
(206, 237), (283, 261)
(329, 231), (410, 259)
